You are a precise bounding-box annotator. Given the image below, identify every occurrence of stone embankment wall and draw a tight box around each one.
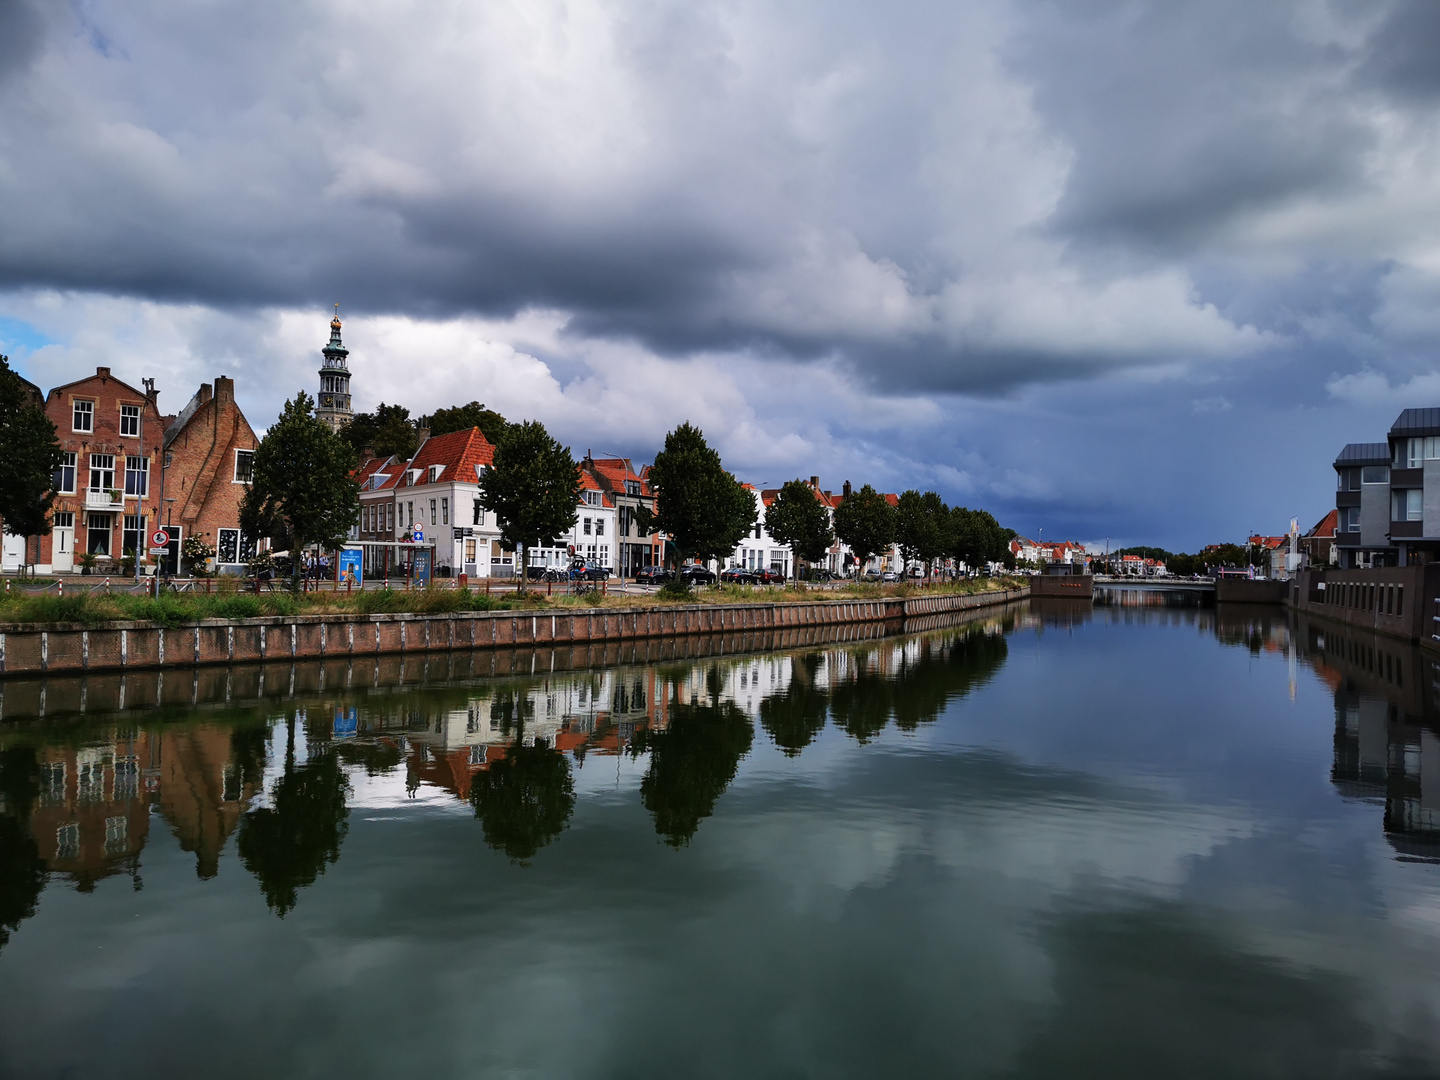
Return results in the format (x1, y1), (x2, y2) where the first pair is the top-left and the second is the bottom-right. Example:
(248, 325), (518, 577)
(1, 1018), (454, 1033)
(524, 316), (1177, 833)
(1286, 566), (1440, 644)
(0, 587), (1028, 677)
(1214, 579), (1286, 604)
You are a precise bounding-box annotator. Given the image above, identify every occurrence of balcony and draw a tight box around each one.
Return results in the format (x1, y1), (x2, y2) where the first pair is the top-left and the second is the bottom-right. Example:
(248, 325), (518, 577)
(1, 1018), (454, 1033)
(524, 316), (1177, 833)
(84, 488), (124, 510)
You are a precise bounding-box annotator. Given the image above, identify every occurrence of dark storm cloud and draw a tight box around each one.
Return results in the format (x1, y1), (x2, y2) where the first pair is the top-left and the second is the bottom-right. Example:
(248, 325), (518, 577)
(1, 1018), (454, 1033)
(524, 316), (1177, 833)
(1008, 0), (1374, 255)
(0, 0), (43, 84)
(1358, 0), (1440, 101)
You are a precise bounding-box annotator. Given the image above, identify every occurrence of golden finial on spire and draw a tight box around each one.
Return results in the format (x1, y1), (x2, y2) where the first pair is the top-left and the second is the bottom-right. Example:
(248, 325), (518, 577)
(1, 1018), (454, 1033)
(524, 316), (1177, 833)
(331, 302), (341, 330)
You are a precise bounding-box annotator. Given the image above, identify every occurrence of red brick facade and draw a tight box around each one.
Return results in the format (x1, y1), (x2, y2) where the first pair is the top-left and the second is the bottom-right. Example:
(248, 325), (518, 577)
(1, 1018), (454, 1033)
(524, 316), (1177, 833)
(37, 366), (166, 572)
(163, 376), (260, 570)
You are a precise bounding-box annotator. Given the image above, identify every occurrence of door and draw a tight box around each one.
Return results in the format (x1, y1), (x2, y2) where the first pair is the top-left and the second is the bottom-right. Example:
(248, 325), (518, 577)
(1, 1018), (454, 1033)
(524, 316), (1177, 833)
(52, 528), (73, 572)
(1, 533), (25, 572)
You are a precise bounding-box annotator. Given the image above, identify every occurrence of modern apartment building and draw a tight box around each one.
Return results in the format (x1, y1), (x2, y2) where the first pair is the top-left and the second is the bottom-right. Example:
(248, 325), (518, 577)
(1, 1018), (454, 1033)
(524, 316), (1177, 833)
(1333, 408), (1440, 568)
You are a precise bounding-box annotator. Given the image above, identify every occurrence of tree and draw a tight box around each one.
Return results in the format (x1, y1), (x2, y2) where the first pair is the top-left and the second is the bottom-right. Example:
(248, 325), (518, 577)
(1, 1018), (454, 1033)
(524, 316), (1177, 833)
(0, 355), (61, 555)
(339, 402), (418, 461)
(895, 490), (949, 577)
(0, 746), (46, 953)
(240, 392), (359, 587)
(951, 506), (1012, 574)
(421, 401), (509, 446)
(764, 480), (834, 579)
(478, 420), (581, 586)
(833, 484), (895, 573)
(647, 423), (757, 568)
(236, 716), (351, 917)
(469, 740), (576, 863)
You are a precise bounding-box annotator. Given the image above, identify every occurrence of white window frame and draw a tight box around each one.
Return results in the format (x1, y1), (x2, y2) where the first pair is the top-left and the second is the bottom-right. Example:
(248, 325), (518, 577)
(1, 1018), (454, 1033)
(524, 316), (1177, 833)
(56, 451), (77, 494)
(441, 497), (448, 525)
(119, 404), (140, 437)
(233, 449), (255, 484)
(72, 399), (94, 433)
(124, 455), (149, 497)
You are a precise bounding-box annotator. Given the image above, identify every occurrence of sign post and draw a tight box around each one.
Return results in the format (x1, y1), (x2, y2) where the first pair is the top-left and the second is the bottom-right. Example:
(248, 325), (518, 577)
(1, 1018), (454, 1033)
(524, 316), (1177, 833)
(148, 528), (170, 555)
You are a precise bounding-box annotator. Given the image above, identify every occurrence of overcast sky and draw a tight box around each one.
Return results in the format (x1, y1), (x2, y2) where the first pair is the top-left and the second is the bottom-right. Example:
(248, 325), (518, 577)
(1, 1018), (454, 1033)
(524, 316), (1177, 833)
(2, 0), (1439, 550)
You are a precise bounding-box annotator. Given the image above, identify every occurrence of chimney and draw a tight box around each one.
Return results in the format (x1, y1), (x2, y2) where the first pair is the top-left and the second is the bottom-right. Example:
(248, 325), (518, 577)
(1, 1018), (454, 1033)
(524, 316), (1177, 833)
(416, 427), (430, 444)
(96, 366), (110, 379)
(810, 475), (820, 488)
(843, 480), (852, 498)
(198, 383), (213, 404)
(214, 376), (234, 403)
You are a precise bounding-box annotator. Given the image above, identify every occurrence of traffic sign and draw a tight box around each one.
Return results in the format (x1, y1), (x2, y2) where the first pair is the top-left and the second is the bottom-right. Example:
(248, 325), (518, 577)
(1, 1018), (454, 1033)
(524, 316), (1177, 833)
(412, 528), (423, 543)
(150, 529), (170, 548)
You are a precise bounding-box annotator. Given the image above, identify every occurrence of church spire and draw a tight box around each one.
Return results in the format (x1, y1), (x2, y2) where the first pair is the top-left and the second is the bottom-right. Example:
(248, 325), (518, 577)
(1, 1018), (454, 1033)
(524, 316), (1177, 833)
(315, 305), (353, 433)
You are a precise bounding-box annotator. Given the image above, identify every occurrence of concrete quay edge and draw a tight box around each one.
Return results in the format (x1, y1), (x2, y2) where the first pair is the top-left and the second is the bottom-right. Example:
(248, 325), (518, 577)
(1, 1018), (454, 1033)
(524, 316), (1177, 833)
(0, 586), (1029, 677)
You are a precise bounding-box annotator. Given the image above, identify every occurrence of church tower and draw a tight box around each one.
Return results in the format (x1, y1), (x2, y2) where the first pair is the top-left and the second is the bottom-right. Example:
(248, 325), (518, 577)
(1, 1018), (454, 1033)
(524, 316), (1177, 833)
(315, 306), (353, 433)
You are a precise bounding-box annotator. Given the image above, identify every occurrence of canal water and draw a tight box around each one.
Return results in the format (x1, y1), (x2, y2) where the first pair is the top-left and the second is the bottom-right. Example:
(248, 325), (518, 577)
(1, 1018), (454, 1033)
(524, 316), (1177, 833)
(1, 601), (1438, 1079)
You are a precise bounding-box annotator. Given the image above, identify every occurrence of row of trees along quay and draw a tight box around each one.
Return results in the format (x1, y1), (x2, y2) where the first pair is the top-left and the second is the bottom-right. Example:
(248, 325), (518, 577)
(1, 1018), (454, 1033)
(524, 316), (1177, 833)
(0, 367), (1017, 593)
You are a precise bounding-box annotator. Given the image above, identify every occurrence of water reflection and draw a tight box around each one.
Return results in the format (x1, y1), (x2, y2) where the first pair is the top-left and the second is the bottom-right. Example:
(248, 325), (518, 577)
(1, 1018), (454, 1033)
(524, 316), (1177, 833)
(0, 610), (1019, 933)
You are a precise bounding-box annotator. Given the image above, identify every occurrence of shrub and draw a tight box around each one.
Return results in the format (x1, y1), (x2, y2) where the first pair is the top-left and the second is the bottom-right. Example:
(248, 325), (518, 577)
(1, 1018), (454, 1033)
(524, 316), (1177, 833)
(657, 581), (693, 601)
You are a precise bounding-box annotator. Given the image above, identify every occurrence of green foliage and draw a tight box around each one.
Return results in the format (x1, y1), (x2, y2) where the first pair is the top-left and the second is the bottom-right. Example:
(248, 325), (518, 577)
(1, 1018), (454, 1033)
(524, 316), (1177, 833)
(420, 401), (509, 445)
(895, 489), (950, 571)
(339, 402), (418, 461)
(469, 740), (576, 863)
(833, 483), (895, 570)
(647, 422), (757, 565)
(236, 721), (350, 917)
(1116, 546), (1174, 561)
(763, 480), (834, 577)
(479, 421), (581, 582)
(0, 747), (45, 952)
(241, 392), (359, 571)
(0, 355), (61, 543)
(657, 580), (694, 601)
(950, 506), (1012, 572)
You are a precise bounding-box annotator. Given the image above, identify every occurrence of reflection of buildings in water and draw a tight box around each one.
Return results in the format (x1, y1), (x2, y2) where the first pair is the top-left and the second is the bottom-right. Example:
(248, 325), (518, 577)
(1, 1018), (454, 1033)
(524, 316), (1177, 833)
(29, 732), (152, 891)
(157, 727), (264, 879)
(1303, 615), (1440, 860)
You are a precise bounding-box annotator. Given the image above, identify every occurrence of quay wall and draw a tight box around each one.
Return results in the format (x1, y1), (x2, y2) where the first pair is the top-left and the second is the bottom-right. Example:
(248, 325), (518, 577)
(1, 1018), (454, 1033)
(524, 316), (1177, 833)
(1215, 579), (1286, 604)
(1031, 575), (1094, 599)
(1286, 566), (1440, 644)
(0, 587), (1028, 678)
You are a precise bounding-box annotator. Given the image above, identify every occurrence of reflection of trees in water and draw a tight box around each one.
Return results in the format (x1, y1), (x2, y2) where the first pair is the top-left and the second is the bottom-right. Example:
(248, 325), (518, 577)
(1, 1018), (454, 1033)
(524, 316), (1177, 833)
(0, 747), (45, 952)
(229, 723), (269, 788)
(833, 628), (1009, 743)
(489, 688), (535, 739)
(333, 740), (404, 776)
(469, 739), (576, 863)
(635, 701), (754, 847)
(236, 716), (351, 917)
(759, 654), (829, 756)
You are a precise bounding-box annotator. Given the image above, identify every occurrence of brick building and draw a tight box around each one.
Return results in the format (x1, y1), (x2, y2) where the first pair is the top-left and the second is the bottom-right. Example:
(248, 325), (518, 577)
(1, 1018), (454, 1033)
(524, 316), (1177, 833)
(162, 376), (260, 573)
(34, 366), (165, 573)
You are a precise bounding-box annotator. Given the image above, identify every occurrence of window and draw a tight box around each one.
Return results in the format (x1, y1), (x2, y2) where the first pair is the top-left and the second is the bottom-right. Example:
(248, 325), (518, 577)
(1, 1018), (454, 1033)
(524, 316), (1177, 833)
(56, 823), (79, 861)
(407, 501), (414, 527)
(1406, 437), (1440, 468)
(584, 490), (600, 506)
(473, 499), (484, 526)
(428, 499), (436, 525)
(120, 404), (140, 437)
(217, 528), (240, 564)
(124, 455), (149, 497)
(105, 816), (128, 855)
(89, 453), (115, 492)
(1345, 507), (1361, 532)
(583, 517), (592, 535)
(39, 763), (65, 806)
(625, 480), (641, 496)
(86, 513), (112, 555)
(54, 451), (76, 494)
(441, 498), (449, 525)
(1362, 465), (1389, 485)
(1394, 489), (1423, 521)
(387, 503), (394, 532)
(122, 514), (143, 557)
(596, 518), (605, 536)
(51, 511), (74, 530)
(429, 465), (443, 482)
(114, 757), (138, 801)
(234, 450), (254, 483)
(72, 399), (93, 432)
(618, 506), (631, 535)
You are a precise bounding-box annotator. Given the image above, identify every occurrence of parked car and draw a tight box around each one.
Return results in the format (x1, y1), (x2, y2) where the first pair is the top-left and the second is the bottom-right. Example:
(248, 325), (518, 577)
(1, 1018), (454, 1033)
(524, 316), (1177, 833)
(635, 565), (674, 585)
(720, 567), (759, 584)
(678, 565), (716, 585)
(754, 567), (785, 584)
(880, 570), (899, 582)
(862, 570), (881, 582)
(568, 559), (611, 581)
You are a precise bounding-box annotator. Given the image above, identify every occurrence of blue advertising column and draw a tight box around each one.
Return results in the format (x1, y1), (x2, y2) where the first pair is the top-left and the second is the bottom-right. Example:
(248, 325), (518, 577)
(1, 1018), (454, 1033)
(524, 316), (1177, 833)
(413, 549), (431, 586)
(337, 547), (362, 585)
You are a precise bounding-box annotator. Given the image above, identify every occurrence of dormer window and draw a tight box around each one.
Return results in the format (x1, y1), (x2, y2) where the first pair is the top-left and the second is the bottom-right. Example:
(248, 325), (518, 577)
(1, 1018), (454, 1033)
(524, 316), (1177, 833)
(408, 468), (422, 485)
(625, 480), (641, 496)
(584, 490), (600, 506)
(429, 465), (443, 482)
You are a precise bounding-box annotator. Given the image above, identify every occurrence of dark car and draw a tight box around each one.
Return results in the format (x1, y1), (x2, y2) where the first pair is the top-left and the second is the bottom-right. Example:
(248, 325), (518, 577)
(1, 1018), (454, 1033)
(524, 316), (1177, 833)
(720, 567), (759, 584)
(568, 560), (611, 581)
(635, 565), (674, 585)
(678, 565), (716, 585)
(754, 567), (785, 584)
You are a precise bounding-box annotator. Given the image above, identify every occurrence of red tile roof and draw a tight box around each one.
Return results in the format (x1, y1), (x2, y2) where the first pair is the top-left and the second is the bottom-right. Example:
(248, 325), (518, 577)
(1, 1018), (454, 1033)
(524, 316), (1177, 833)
(375, 427), (495, 491)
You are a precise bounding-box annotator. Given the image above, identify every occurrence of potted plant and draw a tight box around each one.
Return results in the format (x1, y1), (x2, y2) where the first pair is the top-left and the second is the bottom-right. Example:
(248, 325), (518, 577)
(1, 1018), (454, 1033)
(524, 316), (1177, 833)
(107, 487), (122, 505)
(77, 551), (98, 576)
(120, 547), (137, 576)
